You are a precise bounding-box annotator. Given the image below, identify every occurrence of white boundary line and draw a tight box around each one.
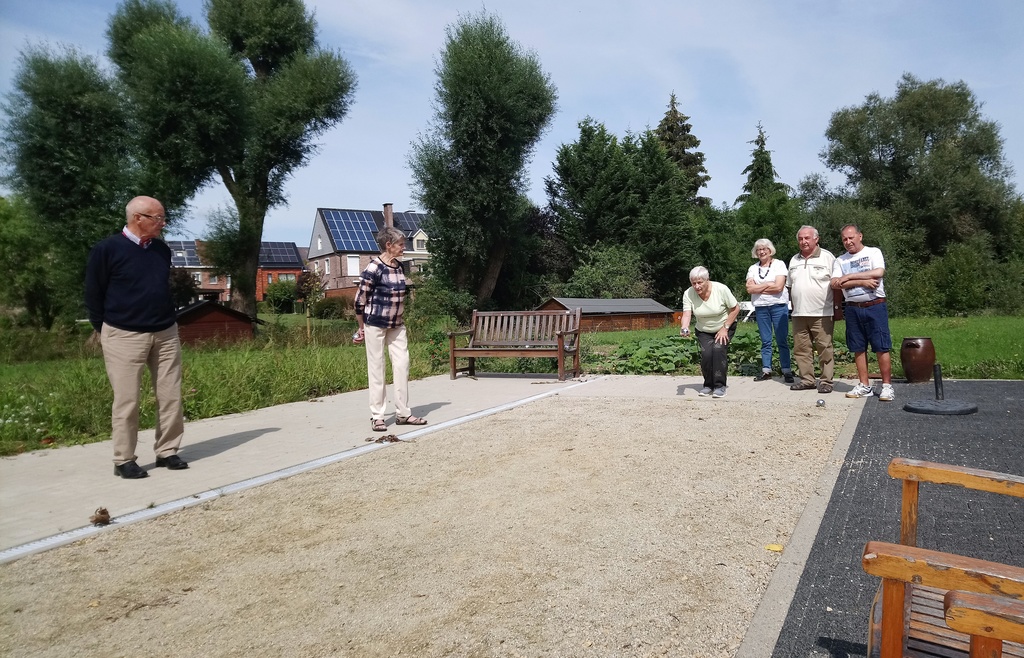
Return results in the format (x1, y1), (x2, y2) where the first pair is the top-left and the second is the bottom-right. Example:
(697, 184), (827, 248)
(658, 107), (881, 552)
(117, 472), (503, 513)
(0, 377), (603, 565)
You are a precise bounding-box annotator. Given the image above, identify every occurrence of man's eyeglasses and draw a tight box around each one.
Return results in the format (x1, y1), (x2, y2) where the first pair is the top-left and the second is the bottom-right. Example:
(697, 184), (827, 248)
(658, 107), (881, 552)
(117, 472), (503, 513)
(137, 213), (166, 223)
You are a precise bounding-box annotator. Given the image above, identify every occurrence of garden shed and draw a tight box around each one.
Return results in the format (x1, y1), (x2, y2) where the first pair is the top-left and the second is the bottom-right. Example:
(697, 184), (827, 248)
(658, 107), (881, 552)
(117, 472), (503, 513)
(535, 298), (675, 332)
(176, 301), (259, 345)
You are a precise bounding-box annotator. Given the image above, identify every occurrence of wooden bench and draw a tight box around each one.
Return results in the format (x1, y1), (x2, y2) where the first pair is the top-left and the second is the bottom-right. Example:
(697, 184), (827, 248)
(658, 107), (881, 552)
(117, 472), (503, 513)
(861, 458), (1024, 658)
(448, 308), (581, 381)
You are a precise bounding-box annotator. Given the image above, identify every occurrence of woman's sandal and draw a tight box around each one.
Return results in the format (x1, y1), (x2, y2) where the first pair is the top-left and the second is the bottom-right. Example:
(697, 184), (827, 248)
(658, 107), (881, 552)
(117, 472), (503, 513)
(396, 415), (428, 426)
(371, 418), (387, 432)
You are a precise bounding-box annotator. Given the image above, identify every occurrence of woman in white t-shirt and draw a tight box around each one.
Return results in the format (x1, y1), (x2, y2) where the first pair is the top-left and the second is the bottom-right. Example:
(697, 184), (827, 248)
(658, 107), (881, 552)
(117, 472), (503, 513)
(745, 238), (794, 383)
(680, 266), (740, 398)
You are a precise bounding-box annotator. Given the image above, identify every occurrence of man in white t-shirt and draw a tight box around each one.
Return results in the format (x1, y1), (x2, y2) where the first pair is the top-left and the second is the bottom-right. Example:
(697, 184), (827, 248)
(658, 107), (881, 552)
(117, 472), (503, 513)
(788, 226), (836, 394)
(830, 225), (895, 402)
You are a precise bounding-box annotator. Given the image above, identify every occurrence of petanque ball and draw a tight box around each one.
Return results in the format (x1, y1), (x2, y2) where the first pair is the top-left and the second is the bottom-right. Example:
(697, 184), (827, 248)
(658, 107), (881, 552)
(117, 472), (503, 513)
(816, 399), (826, 408)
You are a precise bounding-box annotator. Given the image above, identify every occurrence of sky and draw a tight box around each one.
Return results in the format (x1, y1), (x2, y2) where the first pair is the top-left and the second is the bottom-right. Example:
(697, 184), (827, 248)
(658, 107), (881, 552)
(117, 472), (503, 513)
(2, 0), (1023, 247)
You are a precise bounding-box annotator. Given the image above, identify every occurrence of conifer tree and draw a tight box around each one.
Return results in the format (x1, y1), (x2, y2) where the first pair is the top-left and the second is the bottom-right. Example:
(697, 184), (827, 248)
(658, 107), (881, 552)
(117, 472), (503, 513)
(655, 92), (710, 204)
(736, 122), (788, 204)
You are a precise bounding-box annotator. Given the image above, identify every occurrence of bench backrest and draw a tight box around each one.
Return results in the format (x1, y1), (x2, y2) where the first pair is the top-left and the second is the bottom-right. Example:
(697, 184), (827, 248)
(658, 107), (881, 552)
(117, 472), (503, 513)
(468, 308), (581, 347)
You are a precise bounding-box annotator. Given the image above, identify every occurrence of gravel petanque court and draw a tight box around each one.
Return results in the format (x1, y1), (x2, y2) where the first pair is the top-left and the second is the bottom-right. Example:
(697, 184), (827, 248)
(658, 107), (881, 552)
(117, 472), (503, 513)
(1, 384), (856, 658)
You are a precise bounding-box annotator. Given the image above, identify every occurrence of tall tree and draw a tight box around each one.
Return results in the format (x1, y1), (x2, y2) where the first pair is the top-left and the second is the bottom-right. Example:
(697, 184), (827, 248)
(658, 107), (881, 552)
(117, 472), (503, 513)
(545, 118), (634, 256)
(1, 47), (135, 322)
(655, 92), (710, 205)
(546, 120), (698, 305)
(0, 196), (60, 328)
(3, 0), (356, 322)
(735, 122), (788, 204)
(733, 123), (797, 261)
(821, 73), (1018, 258)
(108, 0), (357, 317)
(410, 11), (557, 305)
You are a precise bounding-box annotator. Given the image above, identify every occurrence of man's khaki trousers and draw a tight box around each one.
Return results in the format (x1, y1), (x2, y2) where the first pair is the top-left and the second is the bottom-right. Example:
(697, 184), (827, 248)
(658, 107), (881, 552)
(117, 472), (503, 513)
(792, 316), (835, 386)
(101, 323), (185, 465)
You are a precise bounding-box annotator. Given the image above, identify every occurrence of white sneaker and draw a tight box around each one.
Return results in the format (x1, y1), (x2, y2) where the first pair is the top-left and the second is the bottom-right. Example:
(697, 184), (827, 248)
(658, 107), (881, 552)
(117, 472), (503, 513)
(712, 387), (727, 398)
(698, 387), (712, 396)
(846, 383), (875, 398)
(878, 384), (895, 401)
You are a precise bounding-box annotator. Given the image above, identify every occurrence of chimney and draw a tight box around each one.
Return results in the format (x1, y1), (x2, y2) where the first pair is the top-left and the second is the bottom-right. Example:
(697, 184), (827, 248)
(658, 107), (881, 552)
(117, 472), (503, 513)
(383, 203), (394, 228)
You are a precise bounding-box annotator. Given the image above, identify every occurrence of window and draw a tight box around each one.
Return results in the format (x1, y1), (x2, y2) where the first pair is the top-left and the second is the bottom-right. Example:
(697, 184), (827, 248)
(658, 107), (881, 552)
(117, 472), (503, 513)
(267, 273), (273, 285)
(209, 274), (218, 284)
(415, 239), (427, 251)
(226, 275), (232, 288)
(313, 261), (319, 274)
(175, 251), (185, 258)
(279, 273), (296, 282)
(347, 255), (360, 276)
(317, 236), (322, 250)
(192, 273), (201, 285)
(324, 258), (330, 275)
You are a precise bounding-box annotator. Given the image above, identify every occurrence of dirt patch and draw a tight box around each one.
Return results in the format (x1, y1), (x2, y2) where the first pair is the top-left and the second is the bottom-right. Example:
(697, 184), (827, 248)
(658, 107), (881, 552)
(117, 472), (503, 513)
(0, 396), (848, 657)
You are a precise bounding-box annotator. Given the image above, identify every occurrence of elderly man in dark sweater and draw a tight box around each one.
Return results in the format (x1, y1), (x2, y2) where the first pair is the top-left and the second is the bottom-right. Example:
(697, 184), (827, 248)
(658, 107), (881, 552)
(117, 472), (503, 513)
(85, 196), (188, 479)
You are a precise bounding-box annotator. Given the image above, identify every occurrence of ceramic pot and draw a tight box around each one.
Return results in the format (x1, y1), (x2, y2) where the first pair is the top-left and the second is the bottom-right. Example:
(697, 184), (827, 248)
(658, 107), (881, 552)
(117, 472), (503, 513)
(900, 337), (936, 383)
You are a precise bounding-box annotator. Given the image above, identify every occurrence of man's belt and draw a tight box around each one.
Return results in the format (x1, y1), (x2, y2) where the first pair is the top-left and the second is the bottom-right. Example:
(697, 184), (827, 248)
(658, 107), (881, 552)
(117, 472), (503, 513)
(846, 298), (886, 308)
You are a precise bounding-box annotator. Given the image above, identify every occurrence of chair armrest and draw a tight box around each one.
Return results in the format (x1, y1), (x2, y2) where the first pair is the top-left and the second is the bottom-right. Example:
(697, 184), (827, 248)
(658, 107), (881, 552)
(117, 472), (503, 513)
(944, 590), (1024, 644)
(862, 541), (1024, 597)
(889, 458), (1024, 498)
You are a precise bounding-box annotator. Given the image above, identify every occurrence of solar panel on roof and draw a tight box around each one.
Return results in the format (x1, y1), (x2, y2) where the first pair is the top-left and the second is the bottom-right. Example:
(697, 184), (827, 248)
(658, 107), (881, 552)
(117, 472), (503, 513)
(165, 240), (202, 267)
(323, 209), (379, 252)
(258, 242), (303, 267)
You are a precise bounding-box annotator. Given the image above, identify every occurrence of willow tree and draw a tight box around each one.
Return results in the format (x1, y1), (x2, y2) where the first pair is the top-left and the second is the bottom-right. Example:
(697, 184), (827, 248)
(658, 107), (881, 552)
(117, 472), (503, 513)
(410, 11), (557, 305)
(107, 0), (357, 316)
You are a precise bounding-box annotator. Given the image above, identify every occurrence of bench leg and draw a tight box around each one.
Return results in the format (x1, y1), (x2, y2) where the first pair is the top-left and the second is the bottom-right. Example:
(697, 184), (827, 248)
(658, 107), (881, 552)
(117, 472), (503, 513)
(557, 352), (565, 381)
(468, 357), (475, 377)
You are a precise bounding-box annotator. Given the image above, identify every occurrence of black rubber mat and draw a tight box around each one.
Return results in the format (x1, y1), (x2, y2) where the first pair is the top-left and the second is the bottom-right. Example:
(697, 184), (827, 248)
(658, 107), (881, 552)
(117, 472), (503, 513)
(770, 380), (1024, 658)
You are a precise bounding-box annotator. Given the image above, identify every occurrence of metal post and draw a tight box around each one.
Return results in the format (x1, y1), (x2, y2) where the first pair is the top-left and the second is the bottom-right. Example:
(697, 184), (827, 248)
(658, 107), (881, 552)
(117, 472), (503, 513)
(933, 364), (944, 400)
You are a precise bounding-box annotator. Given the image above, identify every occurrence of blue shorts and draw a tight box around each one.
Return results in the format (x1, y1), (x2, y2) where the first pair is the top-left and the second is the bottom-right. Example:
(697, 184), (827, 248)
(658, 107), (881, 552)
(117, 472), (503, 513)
(844, 301), (892, 353)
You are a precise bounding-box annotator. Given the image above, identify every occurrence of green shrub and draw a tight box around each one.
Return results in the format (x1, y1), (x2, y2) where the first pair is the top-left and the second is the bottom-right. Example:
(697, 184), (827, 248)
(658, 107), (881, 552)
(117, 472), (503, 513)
(265, 280), (298, 314)
(311, 296), (351, 319)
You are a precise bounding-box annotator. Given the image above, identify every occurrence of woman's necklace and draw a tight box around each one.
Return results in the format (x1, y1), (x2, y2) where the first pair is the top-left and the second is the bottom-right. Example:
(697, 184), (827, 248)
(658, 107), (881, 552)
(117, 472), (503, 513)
(757, 259), (772, 280)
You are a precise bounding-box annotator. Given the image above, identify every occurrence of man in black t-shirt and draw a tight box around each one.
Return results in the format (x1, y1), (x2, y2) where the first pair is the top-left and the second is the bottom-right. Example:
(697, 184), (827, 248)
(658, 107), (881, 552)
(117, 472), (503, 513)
(85, 196), (188, 479)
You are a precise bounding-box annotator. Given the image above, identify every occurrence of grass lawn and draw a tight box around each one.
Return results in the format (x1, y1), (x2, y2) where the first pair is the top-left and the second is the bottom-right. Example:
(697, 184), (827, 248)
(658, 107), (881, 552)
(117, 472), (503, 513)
(1, 314), (1020, 456)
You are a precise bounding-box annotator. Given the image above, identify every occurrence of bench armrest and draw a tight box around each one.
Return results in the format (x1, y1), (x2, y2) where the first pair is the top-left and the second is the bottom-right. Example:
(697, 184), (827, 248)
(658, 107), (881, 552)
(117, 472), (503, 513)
(945, 589), (1024, 644)
(889, 458), (1024, 498)
(862, 541), (1024, 597)
(556, 327), (581, 337)
(447, 329), (473, 337)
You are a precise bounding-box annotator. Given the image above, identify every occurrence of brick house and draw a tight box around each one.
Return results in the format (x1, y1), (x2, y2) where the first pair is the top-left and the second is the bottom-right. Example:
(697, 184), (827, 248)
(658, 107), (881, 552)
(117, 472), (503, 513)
(306, 203), (430, 301)
(254, 242), (307, 301)
(166, 240), (306, 303)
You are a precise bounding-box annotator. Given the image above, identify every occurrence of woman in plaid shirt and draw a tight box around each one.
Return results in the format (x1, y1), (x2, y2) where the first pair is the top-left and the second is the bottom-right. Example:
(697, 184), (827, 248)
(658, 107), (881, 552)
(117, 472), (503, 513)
(355, 226), (428, 432)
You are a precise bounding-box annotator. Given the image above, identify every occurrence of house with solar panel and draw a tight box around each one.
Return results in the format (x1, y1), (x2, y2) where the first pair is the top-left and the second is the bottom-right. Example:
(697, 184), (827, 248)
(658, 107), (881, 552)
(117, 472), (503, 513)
(307, 203), (430, 299)
(166, 240), (306, 303)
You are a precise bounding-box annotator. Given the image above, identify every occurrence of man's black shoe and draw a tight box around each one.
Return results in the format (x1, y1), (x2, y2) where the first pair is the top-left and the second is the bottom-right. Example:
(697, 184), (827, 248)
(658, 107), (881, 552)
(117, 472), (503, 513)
(114, 460), (149, 479)
(753, 372), (772, 381)
(784, 373), (795, 384)
(155, 454), (189, 470)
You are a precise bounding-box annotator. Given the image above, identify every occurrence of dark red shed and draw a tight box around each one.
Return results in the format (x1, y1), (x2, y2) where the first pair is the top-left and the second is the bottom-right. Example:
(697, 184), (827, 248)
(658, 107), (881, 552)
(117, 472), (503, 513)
(176, 301), (257, 345)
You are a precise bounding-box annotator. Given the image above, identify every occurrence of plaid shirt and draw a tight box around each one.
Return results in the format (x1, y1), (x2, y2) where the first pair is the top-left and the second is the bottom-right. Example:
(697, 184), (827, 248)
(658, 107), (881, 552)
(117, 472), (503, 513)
(354, 257), (407, 328)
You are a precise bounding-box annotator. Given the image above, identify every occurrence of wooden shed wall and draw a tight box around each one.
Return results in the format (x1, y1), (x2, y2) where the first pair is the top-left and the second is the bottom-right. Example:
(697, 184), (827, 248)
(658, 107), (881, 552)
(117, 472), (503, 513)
(178, 309), (253, 345)
(579, 313), (672, 332)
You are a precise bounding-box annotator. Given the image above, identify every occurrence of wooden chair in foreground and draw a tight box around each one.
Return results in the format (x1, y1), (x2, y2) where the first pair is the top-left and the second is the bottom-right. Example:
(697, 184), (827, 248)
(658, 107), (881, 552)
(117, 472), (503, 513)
(861, 458), (1024, 658)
